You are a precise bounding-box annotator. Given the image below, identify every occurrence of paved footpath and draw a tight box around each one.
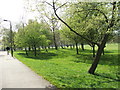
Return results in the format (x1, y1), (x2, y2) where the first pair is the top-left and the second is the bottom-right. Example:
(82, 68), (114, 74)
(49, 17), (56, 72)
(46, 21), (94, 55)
(0, 51), (55, 89)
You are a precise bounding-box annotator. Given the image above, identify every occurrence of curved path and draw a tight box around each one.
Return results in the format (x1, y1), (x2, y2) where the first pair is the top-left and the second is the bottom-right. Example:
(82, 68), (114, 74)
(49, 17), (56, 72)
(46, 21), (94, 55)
(0, 51), (55, 89)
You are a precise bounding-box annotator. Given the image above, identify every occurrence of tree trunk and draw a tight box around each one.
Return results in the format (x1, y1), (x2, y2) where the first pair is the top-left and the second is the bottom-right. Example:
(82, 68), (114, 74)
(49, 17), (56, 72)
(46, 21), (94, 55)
(53, 35), (58, 50)
(75, 42), (79, 54)
(38, 46), (41, 51)
(92, 44), (95, 57)
(48, 46), (50, 49)
(25, 48), (28, 56)
(70, 45), (72, 49)
(73, 45), (75, 48)
(54, 42), (58, 50)
(102, 48), (105, 55)
(34, 45), (37, 56)
(28, 46), (31, 51)
(88, 34), (109, 74)
(61, 45), (64, 49)
(66, 45), (69, 48)
(41, 46), (44, 49)
(53, 28), (58, 50)
(13, 45), (16, 51)
(81, 43), (84, 51)
(45, 46), (48, 52)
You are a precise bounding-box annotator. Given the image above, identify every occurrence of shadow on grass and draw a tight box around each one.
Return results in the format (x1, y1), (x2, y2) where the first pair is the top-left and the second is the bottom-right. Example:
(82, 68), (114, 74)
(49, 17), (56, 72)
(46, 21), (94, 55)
(17, 48), (119, 65)
(73, 53), (119, 66)
(94, 73), (120, 81)
(99, 54), (119, 65)
(17, 52), (58, 60)
(104, 50), (116, 53)
(79, 49), (116, 54)
(54, 48), (119, 66)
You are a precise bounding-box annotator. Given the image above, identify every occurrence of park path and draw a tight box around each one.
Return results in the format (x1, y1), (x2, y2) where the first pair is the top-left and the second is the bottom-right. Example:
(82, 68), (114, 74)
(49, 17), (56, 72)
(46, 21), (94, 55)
(0, 51), (55, 89)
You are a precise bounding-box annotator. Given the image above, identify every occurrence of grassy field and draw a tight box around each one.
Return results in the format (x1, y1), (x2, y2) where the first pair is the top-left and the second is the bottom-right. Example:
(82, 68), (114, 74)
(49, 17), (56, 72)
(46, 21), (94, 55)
(14, 43), (119, 88)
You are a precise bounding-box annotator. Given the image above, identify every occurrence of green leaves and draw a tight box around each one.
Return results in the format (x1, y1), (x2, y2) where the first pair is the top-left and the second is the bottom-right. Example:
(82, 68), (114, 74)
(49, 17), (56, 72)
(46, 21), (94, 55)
(14, 20), (51, 48)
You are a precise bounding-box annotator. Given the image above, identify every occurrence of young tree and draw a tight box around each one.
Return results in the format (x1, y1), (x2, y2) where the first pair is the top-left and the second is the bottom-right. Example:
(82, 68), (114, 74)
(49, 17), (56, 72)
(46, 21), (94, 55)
(15, 20), (51, 56)
(61, 25), (82, 54)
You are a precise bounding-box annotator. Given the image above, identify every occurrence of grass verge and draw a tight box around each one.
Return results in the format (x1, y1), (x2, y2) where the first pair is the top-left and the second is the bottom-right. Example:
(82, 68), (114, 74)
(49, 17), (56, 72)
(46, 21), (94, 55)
(14, 43), (119, 88)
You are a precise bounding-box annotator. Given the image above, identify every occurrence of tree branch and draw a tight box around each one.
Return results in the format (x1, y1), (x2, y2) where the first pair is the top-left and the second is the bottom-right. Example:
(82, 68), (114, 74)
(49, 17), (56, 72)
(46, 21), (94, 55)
(52, 1), (99, 46)
(108, 2), (116, 28)
(44, 1), (53, 7)
(56, 2), (67, 11)
(75, 8), (109, 23)
(88, 9), (108, 23)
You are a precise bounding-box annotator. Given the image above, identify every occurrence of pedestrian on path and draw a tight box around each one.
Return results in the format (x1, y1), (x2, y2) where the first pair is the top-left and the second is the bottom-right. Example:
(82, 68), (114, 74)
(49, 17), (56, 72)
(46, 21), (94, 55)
(6, 47), (10, 55)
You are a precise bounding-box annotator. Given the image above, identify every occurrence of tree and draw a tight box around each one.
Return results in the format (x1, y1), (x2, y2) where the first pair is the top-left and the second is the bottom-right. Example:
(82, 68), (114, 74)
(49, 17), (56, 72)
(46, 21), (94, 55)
(63, 2), (116, 57)
(37, 8), (60, 50)
(15, 20), (51, 56)
(14, 23), (28, 55)
(46, 0), (119, 74)
(61, 25), (82, 54)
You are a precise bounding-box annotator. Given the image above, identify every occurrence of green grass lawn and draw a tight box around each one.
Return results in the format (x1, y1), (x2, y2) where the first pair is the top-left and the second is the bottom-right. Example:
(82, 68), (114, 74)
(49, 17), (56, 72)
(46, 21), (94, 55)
(14, 43), (119, 88)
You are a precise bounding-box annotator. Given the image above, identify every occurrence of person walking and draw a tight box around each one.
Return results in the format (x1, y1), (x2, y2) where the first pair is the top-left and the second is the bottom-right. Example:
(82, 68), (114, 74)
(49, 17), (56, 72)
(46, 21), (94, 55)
(6, 47), (10, 55)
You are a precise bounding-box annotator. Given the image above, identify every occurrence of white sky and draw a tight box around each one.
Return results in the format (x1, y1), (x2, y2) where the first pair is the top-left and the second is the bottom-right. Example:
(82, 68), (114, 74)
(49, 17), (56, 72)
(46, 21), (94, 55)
(0, 0), (118, 28)
(0, 0), (24, 23)
(0, 0), (38, 30)
(0, 0), (66, 28)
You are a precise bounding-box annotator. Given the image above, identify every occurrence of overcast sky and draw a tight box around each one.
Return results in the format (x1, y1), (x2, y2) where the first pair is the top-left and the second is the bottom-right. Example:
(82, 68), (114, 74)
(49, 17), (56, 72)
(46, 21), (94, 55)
(0, 0), (118, 28)
(0, 0), (117, 21)
(0, 0), (39, 30)
(0, 0), (25, 23)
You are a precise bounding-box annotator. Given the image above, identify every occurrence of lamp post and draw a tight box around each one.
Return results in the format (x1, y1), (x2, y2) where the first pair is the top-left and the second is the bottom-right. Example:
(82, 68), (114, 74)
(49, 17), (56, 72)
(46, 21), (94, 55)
(3, 19), (13, 57)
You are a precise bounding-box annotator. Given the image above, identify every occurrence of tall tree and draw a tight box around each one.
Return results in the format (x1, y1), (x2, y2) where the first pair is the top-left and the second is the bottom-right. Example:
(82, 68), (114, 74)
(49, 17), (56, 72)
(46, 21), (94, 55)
(46, 0), (119, 74)
(15, 20), (51, 56)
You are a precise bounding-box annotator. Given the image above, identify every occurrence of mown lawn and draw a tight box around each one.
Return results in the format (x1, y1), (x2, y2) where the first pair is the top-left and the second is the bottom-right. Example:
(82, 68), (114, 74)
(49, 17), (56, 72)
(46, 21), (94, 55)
(14, 43), (119, 88)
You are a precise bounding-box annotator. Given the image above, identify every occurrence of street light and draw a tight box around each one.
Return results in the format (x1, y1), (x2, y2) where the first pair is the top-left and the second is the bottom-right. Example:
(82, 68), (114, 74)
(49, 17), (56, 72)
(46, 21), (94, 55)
(3, 19), (13, 57)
